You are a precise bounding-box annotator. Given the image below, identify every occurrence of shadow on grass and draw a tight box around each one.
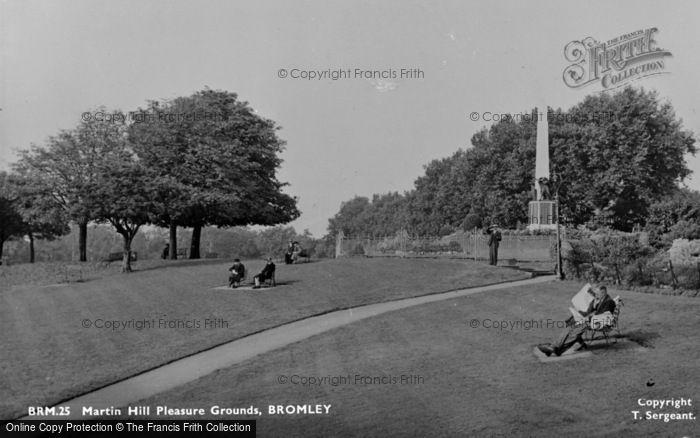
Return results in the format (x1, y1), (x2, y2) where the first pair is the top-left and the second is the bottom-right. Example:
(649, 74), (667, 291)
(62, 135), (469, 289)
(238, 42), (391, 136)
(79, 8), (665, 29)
(624, 329), (660, 348)
(582, 330), (658, 353)
(211, 280), (301, 290)
(282, 259), (321, 265)
(270, 280), (300, 286)
(128, 258), (227, 273)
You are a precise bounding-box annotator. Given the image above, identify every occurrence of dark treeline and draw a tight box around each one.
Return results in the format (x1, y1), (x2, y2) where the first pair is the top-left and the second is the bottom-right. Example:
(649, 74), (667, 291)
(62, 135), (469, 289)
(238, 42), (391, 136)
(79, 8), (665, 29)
(0, 89), (300, 272)
(1, 224), (333, 264)
(328, 87), (698, 244)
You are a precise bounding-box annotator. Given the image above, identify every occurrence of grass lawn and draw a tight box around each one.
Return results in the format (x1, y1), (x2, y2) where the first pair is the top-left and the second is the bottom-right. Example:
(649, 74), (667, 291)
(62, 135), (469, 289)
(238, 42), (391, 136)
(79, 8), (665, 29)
(133, 281), (700, 437)
(0, 257), (527, 419)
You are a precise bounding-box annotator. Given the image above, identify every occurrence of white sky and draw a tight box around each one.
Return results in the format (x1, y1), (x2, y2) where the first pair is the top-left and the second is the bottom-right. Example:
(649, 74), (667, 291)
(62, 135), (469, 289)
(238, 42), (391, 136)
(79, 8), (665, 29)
(1, 0), (699, 236)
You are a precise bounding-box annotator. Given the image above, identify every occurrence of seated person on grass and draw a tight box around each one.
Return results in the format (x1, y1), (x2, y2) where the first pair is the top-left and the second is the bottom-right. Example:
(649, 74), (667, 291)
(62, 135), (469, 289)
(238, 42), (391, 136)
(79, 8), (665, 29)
(538, 285), (616, 357)
(285, 240), (294, 265)
(291, 241), (310, 263)
(291, 241), (301, 263)
(228, 259), (246, 288)
(253, 258), (276, 288)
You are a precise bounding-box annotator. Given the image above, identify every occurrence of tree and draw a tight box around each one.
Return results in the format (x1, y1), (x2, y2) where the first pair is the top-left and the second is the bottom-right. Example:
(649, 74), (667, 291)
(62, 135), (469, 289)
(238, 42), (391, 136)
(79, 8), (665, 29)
(552, 87), (696, 229)
(129, 89), (300, 258)
(0, 172), (25, 260)
(7, 172), (70, 262)
(14, 110), (129, 261)
(87, 161), (159, 272)
(366, 192), (409, 236)
(327, 196), (372, 237)
(255, 226), (298, 258)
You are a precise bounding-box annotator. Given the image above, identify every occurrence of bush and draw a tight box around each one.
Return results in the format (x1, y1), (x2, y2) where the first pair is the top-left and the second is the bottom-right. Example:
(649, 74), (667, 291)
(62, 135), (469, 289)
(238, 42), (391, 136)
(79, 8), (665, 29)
(562, 232), (653, 285)
(622, 257), (654, 286)
(562, 239), (598, 281)
(500, 228), (557, 236)
(407, 240), (462, 254)
(669, 221), (700, 241)
(673, 264), (700, 290)
(462, 214), (482, 231)
(438, 224), (455, 237)
(448, 241), (462, 252)
(350, 243), (366, 256)
(668, 239), (700, 265)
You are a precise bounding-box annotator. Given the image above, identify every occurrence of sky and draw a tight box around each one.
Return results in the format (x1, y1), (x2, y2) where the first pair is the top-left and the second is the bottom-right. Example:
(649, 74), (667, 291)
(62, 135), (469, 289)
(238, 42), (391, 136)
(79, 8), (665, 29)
(1, 0), (699, 236)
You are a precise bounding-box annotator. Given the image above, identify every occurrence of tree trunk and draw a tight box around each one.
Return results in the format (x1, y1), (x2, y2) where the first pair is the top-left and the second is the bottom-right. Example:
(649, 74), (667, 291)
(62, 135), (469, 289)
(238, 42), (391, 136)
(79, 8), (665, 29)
(29, 233), (35, 263)
(78, 220), (88, 262)
(0, 239), (4, 262)
(121, 233), (133, 273)
(169, 220), (178, 260)
(190, 224), (202, 259)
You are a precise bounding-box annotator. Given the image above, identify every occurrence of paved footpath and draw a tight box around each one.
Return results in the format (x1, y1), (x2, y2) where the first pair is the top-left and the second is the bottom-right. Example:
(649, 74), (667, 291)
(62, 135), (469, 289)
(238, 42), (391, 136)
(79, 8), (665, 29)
(29, 275), (555, 420)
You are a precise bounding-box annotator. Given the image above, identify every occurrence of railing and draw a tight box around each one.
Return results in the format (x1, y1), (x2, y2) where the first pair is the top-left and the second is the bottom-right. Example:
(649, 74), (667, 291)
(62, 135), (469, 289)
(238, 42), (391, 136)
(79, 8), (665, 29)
(335, 232), (555, 262)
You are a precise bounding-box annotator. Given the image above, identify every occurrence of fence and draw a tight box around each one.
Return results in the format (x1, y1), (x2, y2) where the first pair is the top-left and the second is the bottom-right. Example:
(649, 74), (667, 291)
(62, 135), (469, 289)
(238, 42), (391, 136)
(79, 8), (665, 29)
(335, 232), (555, 263)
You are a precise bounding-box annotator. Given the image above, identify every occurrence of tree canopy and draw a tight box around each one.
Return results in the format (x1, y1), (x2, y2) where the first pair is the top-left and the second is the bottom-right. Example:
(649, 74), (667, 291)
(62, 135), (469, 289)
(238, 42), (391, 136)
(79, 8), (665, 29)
(5, 89), (299, 270)
(327, 86), (697, 236)
(13, 111), (129, 261)
(87, 160), (161, 272)
(0, 172), (25, 260)
(129, 89), (300, 258)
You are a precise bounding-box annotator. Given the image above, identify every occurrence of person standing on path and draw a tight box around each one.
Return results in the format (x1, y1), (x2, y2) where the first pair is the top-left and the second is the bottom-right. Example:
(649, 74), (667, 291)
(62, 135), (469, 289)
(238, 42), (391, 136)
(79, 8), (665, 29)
(488, 225), (501, 266)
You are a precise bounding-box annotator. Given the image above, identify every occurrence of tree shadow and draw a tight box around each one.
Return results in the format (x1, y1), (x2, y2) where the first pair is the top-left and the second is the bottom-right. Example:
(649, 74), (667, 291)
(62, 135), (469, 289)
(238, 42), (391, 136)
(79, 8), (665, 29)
(130, 258), (227, 273)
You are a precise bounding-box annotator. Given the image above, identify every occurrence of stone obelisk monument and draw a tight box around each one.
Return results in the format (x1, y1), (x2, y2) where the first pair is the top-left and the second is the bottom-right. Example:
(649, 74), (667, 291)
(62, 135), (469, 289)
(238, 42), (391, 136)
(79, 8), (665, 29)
(528, 107), (556, 230)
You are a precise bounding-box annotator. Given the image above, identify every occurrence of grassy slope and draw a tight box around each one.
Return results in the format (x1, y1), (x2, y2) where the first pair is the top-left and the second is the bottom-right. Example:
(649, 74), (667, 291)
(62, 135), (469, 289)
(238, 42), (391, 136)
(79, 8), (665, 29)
(134, 282), (700, 437)
(0, 258), (526, 419)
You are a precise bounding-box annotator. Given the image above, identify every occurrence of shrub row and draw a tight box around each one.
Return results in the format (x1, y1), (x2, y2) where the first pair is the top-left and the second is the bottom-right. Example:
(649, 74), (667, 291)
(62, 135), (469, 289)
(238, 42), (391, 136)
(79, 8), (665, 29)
(562, 232), (700, 290)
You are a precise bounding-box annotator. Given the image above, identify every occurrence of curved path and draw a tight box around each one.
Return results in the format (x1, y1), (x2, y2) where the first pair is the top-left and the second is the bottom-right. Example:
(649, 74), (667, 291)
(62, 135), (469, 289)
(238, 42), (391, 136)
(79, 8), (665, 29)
(29, 275), (555, 420)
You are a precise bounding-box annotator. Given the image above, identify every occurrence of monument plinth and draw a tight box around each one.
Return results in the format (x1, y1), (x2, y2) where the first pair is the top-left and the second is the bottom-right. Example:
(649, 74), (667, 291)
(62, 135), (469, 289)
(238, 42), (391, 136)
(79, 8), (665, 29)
(528, 107), (557, 231)
(528, 200), (556, 229)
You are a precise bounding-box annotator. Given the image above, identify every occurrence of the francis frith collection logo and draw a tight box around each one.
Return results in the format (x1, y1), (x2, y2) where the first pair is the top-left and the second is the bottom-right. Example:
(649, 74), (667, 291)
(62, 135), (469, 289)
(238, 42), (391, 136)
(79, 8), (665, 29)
(563, 28), (672, 90)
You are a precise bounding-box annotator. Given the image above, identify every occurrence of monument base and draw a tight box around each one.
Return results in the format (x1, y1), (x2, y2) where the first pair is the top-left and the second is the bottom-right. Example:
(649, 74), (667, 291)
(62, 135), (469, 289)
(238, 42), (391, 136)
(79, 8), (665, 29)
(528, 200), (557, 231)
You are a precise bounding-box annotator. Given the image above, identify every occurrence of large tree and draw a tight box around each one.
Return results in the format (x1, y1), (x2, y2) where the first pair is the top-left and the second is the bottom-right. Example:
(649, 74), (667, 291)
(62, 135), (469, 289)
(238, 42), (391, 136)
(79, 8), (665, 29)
(0, 172), (25, 260)
(327, 192), (410, 237)
(14, 110), (129, 261)
(87, 160), (159, 272)
(129, 89), (299, 258)
(327, 196), (372, 237)
(7, 172), (70, 263)
(552, 87), (696, 229)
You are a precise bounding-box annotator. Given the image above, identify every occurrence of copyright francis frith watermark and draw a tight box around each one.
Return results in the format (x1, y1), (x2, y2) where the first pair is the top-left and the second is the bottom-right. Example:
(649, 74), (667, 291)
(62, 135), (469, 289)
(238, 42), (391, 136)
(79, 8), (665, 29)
(468, 318), (569, 331)
(563, 27), (672, 90)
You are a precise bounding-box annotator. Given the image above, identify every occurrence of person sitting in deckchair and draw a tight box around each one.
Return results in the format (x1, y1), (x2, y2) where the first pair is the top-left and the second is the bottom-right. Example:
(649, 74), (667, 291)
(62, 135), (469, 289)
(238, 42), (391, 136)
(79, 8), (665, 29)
(228, 259), (245, 288)
(285, 240), (294, 264)
(290, 241), (302, 263)
(253, 258), (276, 288)
(538, 285), (616, 356)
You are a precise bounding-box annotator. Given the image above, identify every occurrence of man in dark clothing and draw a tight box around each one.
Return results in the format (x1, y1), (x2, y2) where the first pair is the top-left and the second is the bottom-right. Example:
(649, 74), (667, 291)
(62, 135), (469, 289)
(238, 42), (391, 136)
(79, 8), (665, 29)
(254, 258), (276, 288)
(228, 259), (246, 288)
(538, 285), (616, 356)
(487, 225), (501, 266)
(161, 243), (170, 260)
